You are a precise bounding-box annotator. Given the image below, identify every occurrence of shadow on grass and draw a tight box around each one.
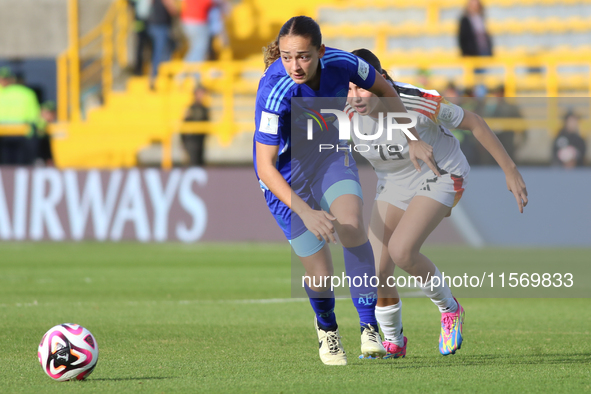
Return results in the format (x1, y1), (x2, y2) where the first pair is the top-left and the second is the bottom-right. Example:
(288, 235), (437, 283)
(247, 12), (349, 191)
(90, 376), (176, 382)
(354, 352), (591, 369)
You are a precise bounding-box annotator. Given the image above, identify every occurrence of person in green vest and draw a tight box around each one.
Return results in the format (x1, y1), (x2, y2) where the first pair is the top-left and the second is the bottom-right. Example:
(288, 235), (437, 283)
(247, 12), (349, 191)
(0, 66), (41, 165)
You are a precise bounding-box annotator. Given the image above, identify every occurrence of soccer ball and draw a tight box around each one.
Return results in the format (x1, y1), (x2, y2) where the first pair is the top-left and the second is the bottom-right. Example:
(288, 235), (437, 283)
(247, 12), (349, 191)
(38, 323), (99, 381)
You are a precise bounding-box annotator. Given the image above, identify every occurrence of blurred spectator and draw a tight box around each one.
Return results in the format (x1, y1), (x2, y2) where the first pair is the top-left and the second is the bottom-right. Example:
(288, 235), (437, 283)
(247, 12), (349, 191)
(476, 85), (523, 164)
(415, 68), (431, 89)
(449, 84), (480, 165)
(207, 0), (230, 60)
(459, 0), (493, 57)
(442, 82), (460, 98)
(36, 101), (56, 166)
(0, 67), (40, 165)
(148, 0), (178, 82)
(552, 111), (586, 168)
(129, 0), (153, 76)
(181, 0), (213, 63)
(472, 83), (488, 99)
(417, 68), (431, 89)
(181, 85), (209, 166)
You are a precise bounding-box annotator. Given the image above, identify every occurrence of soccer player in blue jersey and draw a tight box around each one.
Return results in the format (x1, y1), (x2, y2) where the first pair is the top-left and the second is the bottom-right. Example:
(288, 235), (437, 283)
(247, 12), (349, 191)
(253, 16), (440, 365)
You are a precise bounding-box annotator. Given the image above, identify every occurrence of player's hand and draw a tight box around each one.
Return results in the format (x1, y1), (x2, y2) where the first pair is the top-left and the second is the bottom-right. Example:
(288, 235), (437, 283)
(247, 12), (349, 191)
(300, 208), (337, 244)
(505, 167), (528, 213)
(408, 139), (441, 177)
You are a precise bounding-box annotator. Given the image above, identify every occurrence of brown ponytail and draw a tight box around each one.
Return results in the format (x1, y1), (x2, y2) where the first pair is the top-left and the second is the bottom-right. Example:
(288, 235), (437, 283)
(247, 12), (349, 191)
(263, 40), (280, 69)
(382, 69), (396, 85)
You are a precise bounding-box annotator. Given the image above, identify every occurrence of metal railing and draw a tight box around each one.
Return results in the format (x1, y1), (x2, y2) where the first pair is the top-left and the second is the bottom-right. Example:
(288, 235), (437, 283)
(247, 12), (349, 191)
(0, 125), (30, 136)
(155, 60), (261, 168)
(57, 0), (131, 123)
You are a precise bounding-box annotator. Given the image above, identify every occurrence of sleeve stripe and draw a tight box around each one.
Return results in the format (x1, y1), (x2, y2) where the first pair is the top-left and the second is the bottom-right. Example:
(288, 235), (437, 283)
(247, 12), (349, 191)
(399, 94), (438, 110)
(323, 53), (357, 62)
(402, 102), (436, 115)
(323, 57), (357, 66)
(265, 75), (291, 110)
(323, 50), (356, 62)
(324, 47), (355, 56)
(396, 83), (441, 100)
(272, 80), (296, 112)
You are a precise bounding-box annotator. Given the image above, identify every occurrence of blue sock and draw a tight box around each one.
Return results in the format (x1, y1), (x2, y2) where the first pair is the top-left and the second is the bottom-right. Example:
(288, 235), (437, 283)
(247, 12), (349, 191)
(304, 283), (337, 331)
(343, 241), (378, 330)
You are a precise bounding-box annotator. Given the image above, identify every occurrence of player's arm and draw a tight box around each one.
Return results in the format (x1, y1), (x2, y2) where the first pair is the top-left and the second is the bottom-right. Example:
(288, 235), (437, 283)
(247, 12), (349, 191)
(255, 142), (337, 243)
(458, 110), (529, 213)
(367, 72), (441, 176)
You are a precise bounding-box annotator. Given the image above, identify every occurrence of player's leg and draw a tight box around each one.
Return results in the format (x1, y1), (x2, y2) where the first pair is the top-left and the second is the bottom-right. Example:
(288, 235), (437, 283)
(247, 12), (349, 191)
(296, 241), (347, 366)
(294, 236), (336, 331)
(388, 196), (449, 281)
(267, 191), (346, 365)
(147, 24), (171, 81)
(320, 177), (386, 359)
(368, 200), (407, 358)
(388, 195), (464, 355)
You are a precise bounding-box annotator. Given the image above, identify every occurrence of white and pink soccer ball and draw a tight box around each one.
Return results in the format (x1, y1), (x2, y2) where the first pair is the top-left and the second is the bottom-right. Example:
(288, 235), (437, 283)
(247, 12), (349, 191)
(38, 324), (99, 381)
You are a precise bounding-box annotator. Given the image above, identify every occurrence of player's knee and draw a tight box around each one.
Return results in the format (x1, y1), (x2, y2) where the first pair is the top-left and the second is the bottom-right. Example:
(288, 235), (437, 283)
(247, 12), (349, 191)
(335, 214), (365, 246)
(336, 211), (363, 228)
(389, 245), (415, 271)
(338, 227), (365, 248)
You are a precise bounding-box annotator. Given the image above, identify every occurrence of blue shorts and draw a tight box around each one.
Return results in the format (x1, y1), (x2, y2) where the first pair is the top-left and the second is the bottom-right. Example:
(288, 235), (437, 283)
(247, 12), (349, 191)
(263, 151), (363, 257)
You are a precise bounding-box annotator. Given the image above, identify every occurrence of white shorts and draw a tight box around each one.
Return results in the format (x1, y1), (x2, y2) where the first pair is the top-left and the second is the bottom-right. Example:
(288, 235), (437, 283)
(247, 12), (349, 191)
(375, 170), (469, 211)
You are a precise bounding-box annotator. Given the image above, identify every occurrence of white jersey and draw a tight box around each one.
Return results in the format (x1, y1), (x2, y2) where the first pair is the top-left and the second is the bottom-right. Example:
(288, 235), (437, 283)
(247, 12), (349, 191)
(347, 82), (469, 184)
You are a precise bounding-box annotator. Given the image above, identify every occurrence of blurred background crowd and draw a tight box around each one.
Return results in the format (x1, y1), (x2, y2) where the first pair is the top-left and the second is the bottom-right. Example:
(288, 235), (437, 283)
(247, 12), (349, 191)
(0, 0), (589, 169)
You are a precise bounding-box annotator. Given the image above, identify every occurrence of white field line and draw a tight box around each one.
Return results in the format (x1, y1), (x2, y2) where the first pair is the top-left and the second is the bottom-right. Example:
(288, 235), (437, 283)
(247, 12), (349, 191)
(0, 291), (430, 309)
(0, 298), (309, 308)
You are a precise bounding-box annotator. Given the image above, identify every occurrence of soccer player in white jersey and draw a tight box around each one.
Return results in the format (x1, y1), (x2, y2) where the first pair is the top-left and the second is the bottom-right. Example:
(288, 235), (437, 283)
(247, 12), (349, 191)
(346, 49), (528, 357)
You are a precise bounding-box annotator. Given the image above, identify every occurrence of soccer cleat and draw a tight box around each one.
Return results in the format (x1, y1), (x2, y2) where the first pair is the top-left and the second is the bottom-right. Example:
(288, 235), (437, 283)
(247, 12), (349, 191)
(359, 324), (387, 359)
(314, 318), (347, 366)
(383, 336), (407, 359)
(439, 298), (465, 356)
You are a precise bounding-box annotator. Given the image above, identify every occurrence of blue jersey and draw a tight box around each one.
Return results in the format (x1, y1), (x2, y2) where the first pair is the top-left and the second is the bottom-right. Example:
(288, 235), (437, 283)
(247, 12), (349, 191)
(253, 47), (376, 186)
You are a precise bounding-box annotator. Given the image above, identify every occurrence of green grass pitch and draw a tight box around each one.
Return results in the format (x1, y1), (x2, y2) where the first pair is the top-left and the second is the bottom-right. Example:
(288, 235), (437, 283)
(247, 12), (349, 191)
(0, 243), (589, 393)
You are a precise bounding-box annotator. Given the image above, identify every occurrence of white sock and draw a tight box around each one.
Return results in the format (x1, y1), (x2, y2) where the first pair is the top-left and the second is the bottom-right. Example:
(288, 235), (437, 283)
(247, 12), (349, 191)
(421, 267), (457, 313)
(375, 301), (404, 347)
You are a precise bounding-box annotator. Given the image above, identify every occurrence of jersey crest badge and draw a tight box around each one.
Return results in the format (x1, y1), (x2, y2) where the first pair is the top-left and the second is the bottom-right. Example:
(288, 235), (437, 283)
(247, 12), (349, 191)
(358, 59), (370, 80)
(259, 111), (279, 134)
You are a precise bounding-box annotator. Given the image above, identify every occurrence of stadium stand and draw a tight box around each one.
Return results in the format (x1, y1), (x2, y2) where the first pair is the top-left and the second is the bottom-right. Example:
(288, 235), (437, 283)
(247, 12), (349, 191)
(35, 0), (591, 168)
